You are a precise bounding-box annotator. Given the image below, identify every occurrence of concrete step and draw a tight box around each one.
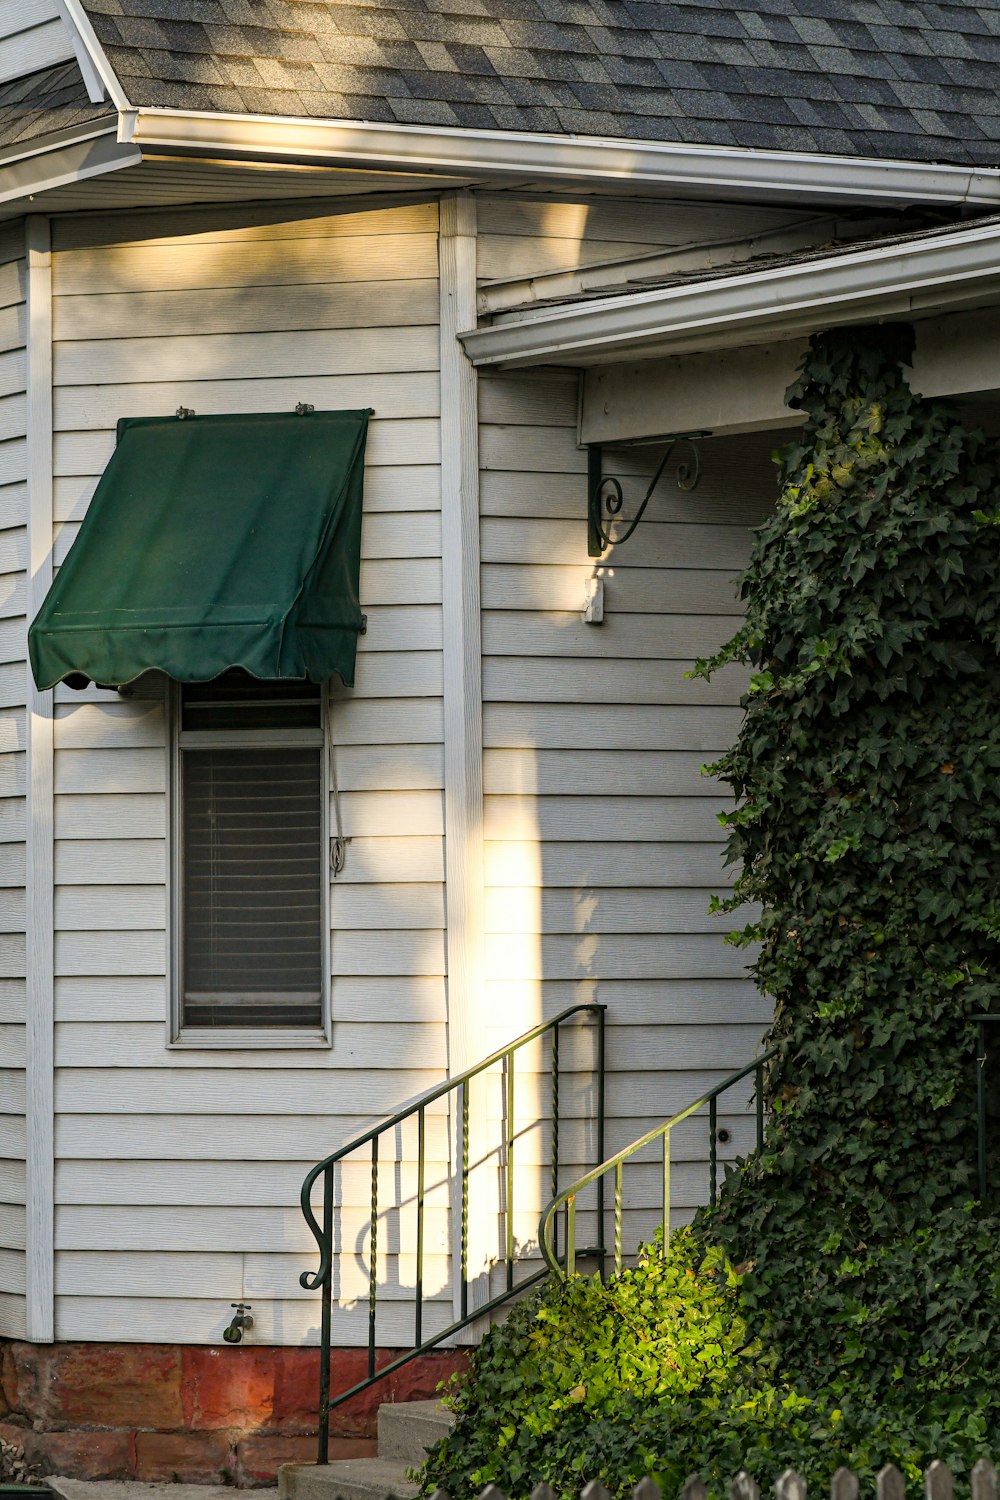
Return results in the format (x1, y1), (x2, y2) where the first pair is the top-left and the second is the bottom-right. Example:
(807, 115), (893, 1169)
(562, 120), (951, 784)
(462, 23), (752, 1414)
(377, 1401), (453, 1466)
(279, 1457), (418, 1500)
(278, 1399), (454, 1500)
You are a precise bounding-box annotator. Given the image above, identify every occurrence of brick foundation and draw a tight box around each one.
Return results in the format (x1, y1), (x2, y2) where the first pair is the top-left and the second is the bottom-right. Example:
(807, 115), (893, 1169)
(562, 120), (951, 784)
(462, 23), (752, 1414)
(0, 1341), (466, 1488)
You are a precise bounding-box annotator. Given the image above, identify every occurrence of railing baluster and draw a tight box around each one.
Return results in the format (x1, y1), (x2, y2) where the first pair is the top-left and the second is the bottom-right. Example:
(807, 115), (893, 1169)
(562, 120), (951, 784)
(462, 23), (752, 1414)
(614, 1160), (623, 1275)
(756, 1061), (764, 1153)
(415, 1107), (425, 1347)
(506, 1051), (515, 1292)
(460, 1080), (469, 1323)
(551, 1022), (560, 1265)
(539, 1042), (780, 1283)
(709, 1094), (718, 1207)
(317, 1163), (333, 1464)
(566, 1195), (576, 1275)
(368, 1136), (378, 1380)
(596, 1006), (606, 1279)
(662, 1129), (670, 1252)
(297, 1004), (607, 1433)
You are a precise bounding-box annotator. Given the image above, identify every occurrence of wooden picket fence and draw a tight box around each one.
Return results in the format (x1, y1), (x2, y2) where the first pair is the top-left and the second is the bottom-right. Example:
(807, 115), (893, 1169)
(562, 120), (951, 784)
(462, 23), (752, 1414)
(426, 1457), (998, 1500)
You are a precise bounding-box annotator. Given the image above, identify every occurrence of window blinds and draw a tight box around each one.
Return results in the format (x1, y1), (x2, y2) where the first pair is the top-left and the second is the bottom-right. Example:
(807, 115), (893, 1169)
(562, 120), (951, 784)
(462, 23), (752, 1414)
(178, 675), (325, 1031)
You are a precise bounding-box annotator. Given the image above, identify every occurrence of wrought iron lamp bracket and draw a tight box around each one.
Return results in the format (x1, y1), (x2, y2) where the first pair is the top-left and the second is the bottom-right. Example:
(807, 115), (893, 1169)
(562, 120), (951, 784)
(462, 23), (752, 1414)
(587, 435), (703, 557)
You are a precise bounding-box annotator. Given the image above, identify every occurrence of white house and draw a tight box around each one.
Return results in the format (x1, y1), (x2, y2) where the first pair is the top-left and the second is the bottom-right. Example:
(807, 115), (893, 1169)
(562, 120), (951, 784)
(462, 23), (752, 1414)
(2, 0), (1000, 1484)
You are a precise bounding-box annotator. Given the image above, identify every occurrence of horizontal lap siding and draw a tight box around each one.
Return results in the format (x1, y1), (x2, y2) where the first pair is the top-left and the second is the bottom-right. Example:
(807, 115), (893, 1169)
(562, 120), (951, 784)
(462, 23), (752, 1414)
(475, 197), (815, 282)
(478, 359), (778, 1247)
(0, 220), (26, 1338)
(48, 201), (446, 1345)
(0, 0), (74, 83)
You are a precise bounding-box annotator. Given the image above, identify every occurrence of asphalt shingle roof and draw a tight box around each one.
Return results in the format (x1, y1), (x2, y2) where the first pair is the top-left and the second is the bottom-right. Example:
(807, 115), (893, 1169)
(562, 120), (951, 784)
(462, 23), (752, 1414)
(0, 62), (114, 150)
(14, 2), (1000, 167)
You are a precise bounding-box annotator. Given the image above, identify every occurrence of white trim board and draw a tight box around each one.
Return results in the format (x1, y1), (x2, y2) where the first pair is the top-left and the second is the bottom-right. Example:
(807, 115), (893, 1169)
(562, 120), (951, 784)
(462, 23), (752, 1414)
(439, 191), (486, 1079)
(579, 303), (1000, 445)
(461, 216), (1000, 371)
(438, 193), (491, 1327)
(52, 0), (127, 107)
(120, 107), (1000, 210)
(25, 215), (54, 1344)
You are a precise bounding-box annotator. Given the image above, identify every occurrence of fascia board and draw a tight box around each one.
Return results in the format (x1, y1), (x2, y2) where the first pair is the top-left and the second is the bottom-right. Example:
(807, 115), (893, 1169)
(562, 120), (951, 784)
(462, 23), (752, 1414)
(123, 106), (1000, 210)
(0, 128), (139, 209)
(460, 220), (1000, 368)
(53, 0), (129, 108)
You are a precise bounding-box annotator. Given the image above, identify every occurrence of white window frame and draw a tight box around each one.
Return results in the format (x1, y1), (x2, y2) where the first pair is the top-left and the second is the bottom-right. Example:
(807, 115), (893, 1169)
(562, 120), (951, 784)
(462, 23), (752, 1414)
(166, 679), (332, 1050)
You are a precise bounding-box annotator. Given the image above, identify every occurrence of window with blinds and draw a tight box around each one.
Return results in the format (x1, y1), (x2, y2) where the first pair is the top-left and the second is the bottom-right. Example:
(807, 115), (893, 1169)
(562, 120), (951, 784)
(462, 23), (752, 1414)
(174, 674), (326, 1033)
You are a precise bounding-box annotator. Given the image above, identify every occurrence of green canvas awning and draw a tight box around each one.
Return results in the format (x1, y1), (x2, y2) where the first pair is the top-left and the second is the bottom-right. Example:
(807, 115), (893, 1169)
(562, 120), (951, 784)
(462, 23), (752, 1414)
(29, 408), (370, 691)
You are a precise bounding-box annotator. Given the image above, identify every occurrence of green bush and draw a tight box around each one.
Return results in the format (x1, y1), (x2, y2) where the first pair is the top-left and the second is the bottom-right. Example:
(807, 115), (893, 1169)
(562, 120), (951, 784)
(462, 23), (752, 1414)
(421, 327), (1000, 1496)
(420, 1225), (999, 1499)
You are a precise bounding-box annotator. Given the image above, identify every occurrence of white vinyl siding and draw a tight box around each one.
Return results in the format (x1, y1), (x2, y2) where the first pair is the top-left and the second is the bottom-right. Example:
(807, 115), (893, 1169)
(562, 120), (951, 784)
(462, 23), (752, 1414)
(0, 219), (26, 1340)
(478, 361), (779, 1257)
(475, 194), (823, 283)
(48, 199), (448, 1344)
(0, 0), (74, 84)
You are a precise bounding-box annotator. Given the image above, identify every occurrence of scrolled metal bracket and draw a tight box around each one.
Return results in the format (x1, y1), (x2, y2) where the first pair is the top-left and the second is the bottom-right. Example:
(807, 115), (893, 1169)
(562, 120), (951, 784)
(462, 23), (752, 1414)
(587, 435), (703, 557)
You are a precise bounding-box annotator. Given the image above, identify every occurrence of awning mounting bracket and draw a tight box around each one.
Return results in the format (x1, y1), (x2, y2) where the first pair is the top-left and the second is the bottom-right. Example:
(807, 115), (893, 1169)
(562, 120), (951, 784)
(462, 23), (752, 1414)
(587, 435), (703, 557)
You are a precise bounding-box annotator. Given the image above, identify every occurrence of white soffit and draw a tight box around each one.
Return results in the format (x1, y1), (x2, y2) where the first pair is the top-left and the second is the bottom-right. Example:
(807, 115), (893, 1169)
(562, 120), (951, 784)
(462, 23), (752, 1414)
(460, 218), (1000, 371)
(121, 107), (1000, 210)
(0, 126), (137, 209)
(0, 141), (473, 220)
(580, 304), (1000, 446)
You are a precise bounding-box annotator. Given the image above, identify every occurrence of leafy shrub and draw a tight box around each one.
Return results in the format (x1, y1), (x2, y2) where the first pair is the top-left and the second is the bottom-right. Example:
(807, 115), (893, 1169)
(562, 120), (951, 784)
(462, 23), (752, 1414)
(420, 1225), (999, 1499)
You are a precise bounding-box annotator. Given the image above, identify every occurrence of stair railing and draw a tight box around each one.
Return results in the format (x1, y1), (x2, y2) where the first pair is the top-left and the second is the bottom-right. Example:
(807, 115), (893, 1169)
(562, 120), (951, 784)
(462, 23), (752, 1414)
(539, 1043), (780, 1278)
(300, 1002), (606, 1462)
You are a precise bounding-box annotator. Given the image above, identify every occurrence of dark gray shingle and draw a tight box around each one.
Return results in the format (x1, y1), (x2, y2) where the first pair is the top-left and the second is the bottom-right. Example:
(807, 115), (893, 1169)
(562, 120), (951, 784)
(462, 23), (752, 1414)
(0, 61), (114, 148)
(48, 0), (1000, 165)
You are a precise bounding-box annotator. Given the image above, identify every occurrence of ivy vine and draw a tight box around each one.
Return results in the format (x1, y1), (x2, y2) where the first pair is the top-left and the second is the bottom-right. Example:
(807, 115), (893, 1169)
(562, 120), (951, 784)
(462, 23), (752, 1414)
(699, 324), (1000, 1399)
(421, 326), (1000, 1494)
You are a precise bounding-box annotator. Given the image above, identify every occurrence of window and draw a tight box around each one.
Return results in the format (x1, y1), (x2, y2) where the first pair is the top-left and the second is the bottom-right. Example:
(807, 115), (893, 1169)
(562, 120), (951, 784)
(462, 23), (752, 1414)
(170, 671), (329, 1045)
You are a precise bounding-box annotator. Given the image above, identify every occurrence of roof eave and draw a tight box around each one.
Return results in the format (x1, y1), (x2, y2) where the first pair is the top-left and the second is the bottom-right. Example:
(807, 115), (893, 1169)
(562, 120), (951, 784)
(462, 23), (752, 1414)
(0, 122), (137, 211)
(459, 219), (1000, 369)
(122, 106), (1000, 211)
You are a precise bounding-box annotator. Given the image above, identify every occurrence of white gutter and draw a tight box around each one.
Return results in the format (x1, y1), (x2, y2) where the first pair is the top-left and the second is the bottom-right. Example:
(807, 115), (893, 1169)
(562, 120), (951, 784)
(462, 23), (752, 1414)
(0, 125), (138, 211)
(459, 217), (1000, 369)
(120, 106), (1000, 210)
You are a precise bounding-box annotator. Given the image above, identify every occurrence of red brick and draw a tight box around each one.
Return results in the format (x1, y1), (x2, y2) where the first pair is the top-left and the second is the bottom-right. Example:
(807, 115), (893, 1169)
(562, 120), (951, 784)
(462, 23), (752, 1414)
(181, 1346), (276, 1431)
(271, 1347), (391, 1435)
(0, 1343), (14, 1414)
(134, 1430), (234, 1484)
(269, 1348), (320, 1431)
(20, 1428), (133, 1480)
(387, 1351), (466, 1405)
(4, 1342), (50, 1424)
(269, 1348), (467, 1437)
(50, 1345), (183, 1430)
(236, 1432), (376, 1486)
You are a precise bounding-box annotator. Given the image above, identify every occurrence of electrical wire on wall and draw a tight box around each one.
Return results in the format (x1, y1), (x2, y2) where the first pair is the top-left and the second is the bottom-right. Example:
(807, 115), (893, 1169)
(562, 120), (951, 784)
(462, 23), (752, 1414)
(327, 689), (348, 876)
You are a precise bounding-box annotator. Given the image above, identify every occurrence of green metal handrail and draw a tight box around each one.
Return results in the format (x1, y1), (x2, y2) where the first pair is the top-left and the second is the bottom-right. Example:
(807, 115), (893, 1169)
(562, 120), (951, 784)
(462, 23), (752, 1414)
(300, 1002), (606, 1462)
(539, 1043), (780, 1278)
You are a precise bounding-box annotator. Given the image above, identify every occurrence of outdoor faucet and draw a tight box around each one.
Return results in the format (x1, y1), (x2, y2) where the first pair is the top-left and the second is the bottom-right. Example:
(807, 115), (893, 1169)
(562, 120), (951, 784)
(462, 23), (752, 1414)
(222, 1302), (253, 1344)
